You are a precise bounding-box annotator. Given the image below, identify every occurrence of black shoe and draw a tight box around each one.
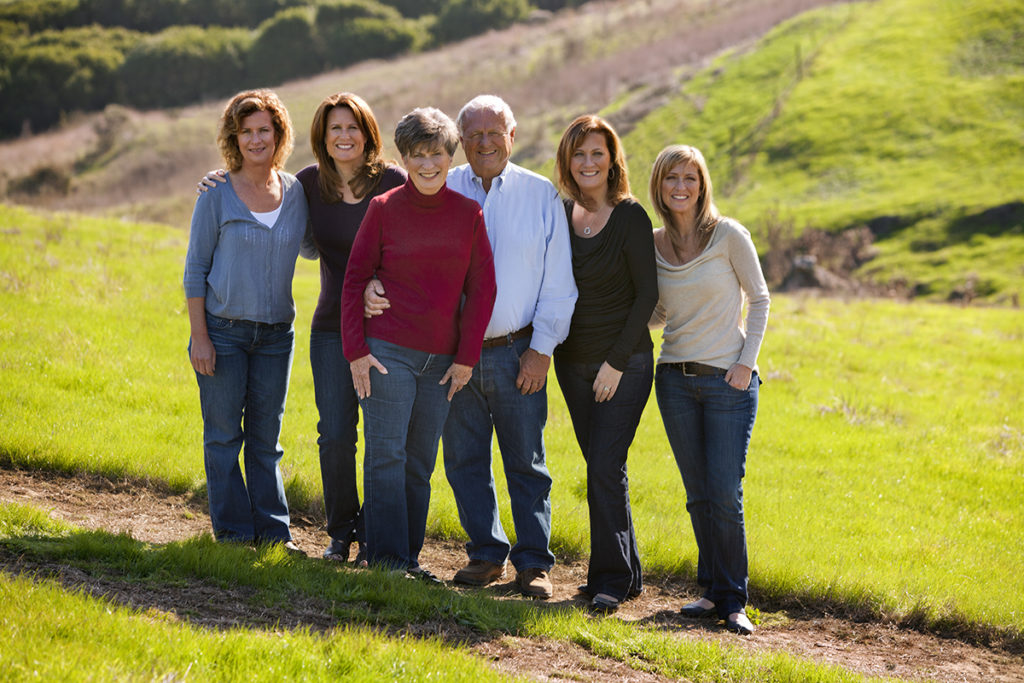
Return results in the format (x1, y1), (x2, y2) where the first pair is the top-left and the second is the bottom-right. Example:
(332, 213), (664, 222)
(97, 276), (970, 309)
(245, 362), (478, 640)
(679, 599), (716, 618)
(322, 539), (350, 562)
(726, 611), (755, 635)
(407, 567), (443, 585)
(589, 593), (621, 614)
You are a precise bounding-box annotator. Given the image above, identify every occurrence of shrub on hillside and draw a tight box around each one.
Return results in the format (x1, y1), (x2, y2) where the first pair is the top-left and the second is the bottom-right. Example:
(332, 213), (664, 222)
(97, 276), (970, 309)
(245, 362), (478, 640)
(0, 26), (140, 137)
(248, 6), (323, 86)
(0, 0), (312, 32)
(379, 0), (445, 18)
(316, 1), (417, 67)
(119, 26), (253, 109)
(433, 0), (530, 43)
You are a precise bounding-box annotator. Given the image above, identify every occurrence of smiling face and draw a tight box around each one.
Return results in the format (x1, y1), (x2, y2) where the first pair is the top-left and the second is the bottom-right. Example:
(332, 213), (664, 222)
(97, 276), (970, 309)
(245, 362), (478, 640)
(324, 106), (366, 169)
(236, 110), (277, 168)
(570, 132), (611, 197)
(402, 144), (452, 195)
(460, 108), (514, 185)
(660, 161), (701, 220)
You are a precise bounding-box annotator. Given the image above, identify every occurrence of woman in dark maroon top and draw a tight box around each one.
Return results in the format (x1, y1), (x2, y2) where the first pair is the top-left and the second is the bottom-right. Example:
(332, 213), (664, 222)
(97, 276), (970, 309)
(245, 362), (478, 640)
(298, 93), (405, 565)
(341, 107), (495, 576)
(553, 114), (658, 613)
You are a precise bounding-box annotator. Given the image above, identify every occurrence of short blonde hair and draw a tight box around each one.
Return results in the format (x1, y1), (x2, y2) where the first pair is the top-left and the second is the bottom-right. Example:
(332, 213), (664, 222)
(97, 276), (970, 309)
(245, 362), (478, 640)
(217, 89), (294, 172)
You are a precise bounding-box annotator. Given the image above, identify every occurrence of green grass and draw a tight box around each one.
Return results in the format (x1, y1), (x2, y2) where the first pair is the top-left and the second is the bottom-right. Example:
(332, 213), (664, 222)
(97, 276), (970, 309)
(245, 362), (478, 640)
(0, 501), (895, 682)
(622, 0), (1024, 303)
(3, 193), (1024, 653)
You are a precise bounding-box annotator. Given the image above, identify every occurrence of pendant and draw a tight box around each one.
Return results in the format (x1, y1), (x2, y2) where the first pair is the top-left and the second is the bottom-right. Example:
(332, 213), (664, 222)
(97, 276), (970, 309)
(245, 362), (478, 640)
(583, 226), (591, 235)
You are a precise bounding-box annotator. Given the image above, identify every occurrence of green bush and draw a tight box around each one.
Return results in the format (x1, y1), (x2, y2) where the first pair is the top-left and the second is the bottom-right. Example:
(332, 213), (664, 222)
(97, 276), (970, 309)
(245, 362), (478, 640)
(433, 0), (530, 43)
(315, 1), (417, 67)
(247, 6), (323, 86)
(119, 26), (253, 109)
(0, 26), (140, 136)
(379, 0), (445, 18)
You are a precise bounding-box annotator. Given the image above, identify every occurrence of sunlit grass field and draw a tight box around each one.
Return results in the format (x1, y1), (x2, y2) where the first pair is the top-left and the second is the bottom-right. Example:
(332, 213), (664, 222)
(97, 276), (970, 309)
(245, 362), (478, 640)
(1, 203), (1022, 647)
(0, 501), (893, 682)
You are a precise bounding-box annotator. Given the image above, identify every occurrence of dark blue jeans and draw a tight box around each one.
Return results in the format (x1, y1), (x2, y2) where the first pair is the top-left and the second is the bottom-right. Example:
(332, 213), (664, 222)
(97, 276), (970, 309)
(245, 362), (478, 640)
(191, 313), (294, 544)
(654, 363), (759, 617)
(555, 350), (652, 602)
(442, 335), (554, 572)
(359, 338), (453, 570)
(309, 329), (363, 550)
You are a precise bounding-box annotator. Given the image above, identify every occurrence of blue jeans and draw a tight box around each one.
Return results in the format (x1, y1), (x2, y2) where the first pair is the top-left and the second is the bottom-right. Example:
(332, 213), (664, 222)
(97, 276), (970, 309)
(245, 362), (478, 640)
(654, 364), (759, 617)
(309, 329), (363, 550)
(442, 335), (554, 571)
(191, 313), (294, 544)
(359, 338), (453, 570)
(555, 350), (652, 602)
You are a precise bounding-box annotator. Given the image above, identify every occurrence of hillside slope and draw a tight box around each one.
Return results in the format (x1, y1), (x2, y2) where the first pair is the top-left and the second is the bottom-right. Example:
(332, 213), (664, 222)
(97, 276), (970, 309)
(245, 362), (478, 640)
(623, 0), (1024, 302)
(0, 0), (849, 225)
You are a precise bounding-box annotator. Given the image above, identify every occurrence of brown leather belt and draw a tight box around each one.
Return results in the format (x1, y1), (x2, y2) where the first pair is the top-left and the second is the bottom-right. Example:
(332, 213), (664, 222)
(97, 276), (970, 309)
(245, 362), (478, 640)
(670, 361), (726, 377)
(481, 324), (533, 349)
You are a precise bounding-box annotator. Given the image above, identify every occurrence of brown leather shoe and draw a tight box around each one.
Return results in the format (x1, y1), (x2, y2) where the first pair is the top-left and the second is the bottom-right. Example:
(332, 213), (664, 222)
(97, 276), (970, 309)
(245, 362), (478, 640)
(515, 567), (553, 599)
(453, 559), (506, 586)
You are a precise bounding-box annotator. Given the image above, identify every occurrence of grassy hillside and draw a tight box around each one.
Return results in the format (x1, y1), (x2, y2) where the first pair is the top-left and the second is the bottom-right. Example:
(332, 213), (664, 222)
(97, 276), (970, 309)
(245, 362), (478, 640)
(3, 202), (1023, 647)
(622, 0), (1024, 302)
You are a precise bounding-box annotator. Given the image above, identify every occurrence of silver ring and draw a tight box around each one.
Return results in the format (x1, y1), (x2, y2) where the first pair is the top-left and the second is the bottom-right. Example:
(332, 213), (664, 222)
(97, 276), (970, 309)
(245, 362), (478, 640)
(602, 386), (610, 391)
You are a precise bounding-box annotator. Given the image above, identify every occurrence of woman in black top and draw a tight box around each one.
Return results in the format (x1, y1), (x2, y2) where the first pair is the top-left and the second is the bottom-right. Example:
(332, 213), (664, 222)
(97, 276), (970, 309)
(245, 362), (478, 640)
(553, 115), (658, 612)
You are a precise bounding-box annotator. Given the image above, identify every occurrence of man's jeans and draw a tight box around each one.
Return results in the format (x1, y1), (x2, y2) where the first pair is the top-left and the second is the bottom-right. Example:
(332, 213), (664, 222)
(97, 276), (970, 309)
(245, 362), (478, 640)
(310, 329), (363, 550)
(443, 335), (554, 571)
(192, 313), (294, 544)
(360, 338), (453, 570)
(654, 363), (759, 617)
(555, 350), (652, 601)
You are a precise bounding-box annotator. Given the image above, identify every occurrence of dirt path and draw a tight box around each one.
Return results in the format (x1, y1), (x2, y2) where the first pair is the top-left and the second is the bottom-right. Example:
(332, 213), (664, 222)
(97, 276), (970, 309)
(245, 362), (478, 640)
(1, 467), (1021, 682)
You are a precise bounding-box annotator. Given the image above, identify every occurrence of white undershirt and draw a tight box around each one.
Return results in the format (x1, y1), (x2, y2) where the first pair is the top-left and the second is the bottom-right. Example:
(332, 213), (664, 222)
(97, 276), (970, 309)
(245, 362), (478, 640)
(251, 206), (281, 228)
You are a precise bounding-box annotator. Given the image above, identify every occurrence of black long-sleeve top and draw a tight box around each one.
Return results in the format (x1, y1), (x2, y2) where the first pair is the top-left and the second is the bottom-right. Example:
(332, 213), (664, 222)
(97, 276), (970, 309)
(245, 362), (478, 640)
(554, 198), (658, 370)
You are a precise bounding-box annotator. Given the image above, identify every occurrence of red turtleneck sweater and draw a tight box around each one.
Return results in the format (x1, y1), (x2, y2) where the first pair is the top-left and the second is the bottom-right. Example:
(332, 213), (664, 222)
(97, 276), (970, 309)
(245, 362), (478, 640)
(340, 179), (496, 367)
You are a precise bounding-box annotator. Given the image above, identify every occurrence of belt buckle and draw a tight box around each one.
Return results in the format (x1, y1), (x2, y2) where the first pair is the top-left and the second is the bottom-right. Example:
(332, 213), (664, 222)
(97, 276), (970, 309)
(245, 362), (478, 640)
(681, 362), (697, 377)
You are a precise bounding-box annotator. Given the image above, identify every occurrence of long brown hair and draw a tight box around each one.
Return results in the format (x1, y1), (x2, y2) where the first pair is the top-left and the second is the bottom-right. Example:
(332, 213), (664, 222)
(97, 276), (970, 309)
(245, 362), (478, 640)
(649, 144), (720, 252)
(217, 89), (293, 172)
(555, 114), (631, 210)
(309, 92), (387, 203)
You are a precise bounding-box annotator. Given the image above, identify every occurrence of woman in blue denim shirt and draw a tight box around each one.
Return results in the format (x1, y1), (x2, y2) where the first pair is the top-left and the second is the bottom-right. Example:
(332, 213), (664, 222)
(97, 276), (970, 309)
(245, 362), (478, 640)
(184, 89), (316, 550)
(649, 145), (770, 635)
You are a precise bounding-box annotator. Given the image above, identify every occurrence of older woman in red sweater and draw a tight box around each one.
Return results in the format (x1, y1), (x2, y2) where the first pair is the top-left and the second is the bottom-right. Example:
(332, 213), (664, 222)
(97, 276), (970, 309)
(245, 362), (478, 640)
(340, 107), (496, 578)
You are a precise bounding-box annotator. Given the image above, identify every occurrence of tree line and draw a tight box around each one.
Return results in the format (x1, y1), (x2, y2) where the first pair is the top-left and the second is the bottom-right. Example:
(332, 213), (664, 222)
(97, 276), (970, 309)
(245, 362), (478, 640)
(0, 0), (590, 139)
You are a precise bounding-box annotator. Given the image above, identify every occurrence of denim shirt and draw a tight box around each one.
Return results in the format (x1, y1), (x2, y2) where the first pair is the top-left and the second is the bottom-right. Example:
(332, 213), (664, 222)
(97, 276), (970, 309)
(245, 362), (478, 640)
(183, 170), (315, 324)
(447, 162), (577, 356)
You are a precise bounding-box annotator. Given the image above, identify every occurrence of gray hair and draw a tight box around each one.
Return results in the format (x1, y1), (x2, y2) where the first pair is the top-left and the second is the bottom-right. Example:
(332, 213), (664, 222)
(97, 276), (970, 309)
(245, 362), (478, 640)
(394, 107), (460, 157)
(456, 95), (516, 135)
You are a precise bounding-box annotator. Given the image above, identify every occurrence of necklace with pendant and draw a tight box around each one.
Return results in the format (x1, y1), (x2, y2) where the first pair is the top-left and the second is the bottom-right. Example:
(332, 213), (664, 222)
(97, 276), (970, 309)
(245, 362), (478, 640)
(583, 226), (592, 235)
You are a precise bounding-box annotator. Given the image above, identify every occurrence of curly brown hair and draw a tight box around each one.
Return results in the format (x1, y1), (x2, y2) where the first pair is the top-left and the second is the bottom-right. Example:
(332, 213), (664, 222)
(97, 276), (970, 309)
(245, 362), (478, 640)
(216, 89), (294, 172)
(555, 114), (631, 210)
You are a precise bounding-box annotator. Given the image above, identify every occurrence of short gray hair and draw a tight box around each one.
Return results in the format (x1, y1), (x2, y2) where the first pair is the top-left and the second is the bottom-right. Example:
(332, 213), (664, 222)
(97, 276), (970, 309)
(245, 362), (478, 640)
(456, 95), (516, 135)
(394, 107), (459, 157)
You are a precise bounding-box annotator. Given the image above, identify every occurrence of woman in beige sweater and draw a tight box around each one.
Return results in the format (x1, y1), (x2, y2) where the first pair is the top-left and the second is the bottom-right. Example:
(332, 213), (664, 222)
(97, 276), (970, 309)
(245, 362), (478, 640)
(649, 145), (769, 636)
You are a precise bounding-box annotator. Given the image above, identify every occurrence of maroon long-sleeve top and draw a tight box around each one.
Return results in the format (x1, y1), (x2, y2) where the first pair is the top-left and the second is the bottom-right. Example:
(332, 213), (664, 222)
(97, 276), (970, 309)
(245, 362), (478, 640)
(340, 178), (496, 367)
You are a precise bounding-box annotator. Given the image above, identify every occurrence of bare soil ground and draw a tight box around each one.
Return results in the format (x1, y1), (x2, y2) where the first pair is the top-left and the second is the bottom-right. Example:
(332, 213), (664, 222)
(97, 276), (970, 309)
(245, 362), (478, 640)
(2, 467), (1022, 682)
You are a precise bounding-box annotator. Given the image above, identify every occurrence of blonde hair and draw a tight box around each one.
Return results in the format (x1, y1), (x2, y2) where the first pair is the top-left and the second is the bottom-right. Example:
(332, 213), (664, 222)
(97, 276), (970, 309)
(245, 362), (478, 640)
(649, 144), (719, 249)
(555, 114), (631, 210)
(217, 89), (293, 172)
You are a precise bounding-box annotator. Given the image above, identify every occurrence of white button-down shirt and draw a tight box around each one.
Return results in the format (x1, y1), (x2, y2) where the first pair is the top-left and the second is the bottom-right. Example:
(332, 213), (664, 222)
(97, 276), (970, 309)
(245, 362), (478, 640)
(447, 162), (577, 356)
